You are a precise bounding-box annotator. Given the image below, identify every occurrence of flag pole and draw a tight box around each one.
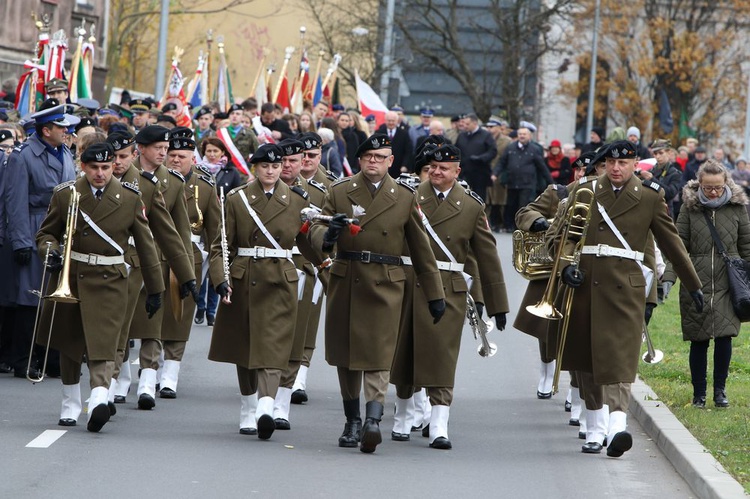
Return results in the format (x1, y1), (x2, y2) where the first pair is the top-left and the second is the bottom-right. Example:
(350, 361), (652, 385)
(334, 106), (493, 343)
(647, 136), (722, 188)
(290, 26), (306, 99)
(206, 30), (213, 101)
(272, 46), (295, 103)
(251, 47), (269, 99)
(320, 53), (341, 97)
(308, 50), (325, 100)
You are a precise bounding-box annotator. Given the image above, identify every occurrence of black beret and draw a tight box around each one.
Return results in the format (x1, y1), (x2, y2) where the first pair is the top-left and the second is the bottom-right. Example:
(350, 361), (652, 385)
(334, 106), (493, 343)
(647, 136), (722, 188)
(573, 151), (597, 170)
(603, 140), (637, 159)
(156, 115), (177, 126)
(194, 107), (213, 119)
(228, 103), (243, 113)
(169, 137), (196, 151)
(250, 143), (283, 164)
(278, 138), (305, 156)
(81, 142), (115, 163)
(299, 132), (322, 150)
(135, 125), (171, 145)
(161, 102), (178, 112)
(0, 130), (14, 143)
(414, 143), (438, 170)
(356, 133), (392, 157)
(75, 117), (96, 132)
(106, 130), (136, 151)
(170, 127), (194, 140)
(416, 134), (448, 157)
(425, 144), (461, 163)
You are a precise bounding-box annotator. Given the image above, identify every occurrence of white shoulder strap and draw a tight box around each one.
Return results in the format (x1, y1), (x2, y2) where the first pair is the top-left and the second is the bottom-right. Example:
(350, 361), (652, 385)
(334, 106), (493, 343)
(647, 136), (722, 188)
(79, 209), (125, 255)
(417, 203), (472, 287)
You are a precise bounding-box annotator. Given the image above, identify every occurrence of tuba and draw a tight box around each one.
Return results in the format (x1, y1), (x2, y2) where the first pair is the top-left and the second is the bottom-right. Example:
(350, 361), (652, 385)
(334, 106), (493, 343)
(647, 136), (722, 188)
(512, 226), (554, 280)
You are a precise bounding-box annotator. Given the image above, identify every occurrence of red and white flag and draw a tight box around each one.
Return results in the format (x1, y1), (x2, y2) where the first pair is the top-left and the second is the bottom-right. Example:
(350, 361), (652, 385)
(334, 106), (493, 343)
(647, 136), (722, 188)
(216, 127), (250, 177)
(355, 70), (388, 127)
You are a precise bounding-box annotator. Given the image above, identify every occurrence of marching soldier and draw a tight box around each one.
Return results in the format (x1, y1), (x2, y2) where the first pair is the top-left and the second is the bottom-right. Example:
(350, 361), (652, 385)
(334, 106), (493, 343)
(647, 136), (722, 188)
(552, 140), (703, 457)
(5, 101), (76, 379)
(159, 127), (221, 398)
(390, 144), (509, 450)
(128, 125), (196, 410)
(208, 143), (319, 440)
(290, 132), (333, 404)
(308, 133), (445, 453)
(36, 142), (163, 432)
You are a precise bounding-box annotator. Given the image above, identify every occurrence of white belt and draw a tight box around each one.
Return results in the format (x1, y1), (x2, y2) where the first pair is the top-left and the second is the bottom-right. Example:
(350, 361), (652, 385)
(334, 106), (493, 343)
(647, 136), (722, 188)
(191, 234), (202, 244)
(237, 247), (293, 259)
(581, 244), (644, 262)
(400, 256), (465, 272)
(70, 251), (126, 266)
(291, 246), (302, 255)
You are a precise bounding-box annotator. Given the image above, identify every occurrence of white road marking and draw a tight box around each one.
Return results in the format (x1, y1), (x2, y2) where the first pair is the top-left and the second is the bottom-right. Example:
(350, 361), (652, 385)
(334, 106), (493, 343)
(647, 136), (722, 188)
(26, 430), (67, 448)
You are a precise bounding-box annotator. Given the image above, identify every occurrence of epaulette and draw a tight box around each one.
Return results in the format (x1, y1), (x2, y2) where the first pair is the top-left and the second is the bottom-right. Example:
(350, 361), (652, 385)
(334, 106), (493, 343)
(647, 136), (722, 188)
(466, 189), (485, 205)
(168, 169), (186, 182)
(227, 185), (244, 197)
(307, 178), (327, 193)
(554, 184), (568, 200)
(195, 164), (211, 176)
(579, 175), (596, 185)
(331, 177), (351, 187)
(140, 170), (159, 184)
(325, 169), (337, 181)
(198, 174), (215, 187)
(291, 185), (309, 200)
(642, 179), (662, 192)
(13, 143), (28, 153)
(396, 178), (416, 193)
(54, 180), (76, 192)
(122, 182), (140, 194)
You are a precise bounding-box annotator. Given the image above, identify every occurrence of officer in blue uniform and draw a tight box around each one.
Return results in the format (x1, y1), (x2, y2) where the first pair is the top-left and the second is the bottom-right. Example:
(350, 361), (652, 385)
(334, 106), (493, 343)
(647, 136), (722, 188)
(4, 101), (77, 378)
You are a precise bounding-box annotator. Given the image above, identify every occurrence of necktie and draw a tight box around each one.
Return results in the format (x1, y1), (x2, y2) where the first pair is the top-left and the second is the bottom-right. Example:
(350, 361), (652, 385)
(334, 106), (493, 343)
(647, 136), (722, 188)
(367, 182), (377, 197)
(265, 192), (272, 199)
(437, 192), (445, 203)
(389, 129), (394, 139)
(95, 189), (103, 200)
(614, 188), (621, 198)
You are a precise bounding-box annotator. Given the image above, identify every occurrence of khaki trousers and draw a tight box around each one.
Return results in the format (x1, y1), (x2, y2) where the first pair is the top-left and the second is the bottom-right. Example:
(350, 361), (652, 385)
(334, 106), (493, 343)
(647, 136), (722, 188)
(337, 368), (389, 403)
(236, 366), (282, 398)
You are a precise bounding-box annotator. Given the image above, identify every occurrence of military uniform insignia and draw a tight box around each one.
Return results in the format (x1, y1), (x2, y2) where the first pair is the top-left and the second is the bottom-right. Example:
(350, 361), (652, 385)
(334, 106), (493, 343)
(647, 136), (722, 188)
(168, 169), (186, 182)
(307, 179), (326, 193)
(290, 185), (309, 199)
(198, 174), (215, 186)
(434, 151), (443, 161)
(643, 179), (662, 192)
(140, 171), (159, 184)
(304, 139), (313, 149)
(396, 179), (416, 192)
(54, 180), (76, 192)
(324, 169), (337, 181)
(268, 150), (277, 162)
(122, 182), (140, 194)
(611, 148), (620, 158)
(196, 164), (211, 176)
(331, 177), (351, 187)
(467, 189), (485, 205)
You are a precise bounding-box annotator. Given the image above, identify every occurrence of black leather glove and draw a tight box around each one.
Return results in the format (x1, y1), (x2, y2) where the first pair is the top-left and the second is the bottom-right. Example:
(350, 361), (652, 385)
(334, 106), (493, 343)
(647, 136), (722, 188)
(475, 302), (484, 319)
(529, 217), (550, 232)
(46, 249), (63, 272)
(561, 265), (584, 288)
(145, 293), (162, 319)
(216, 281), (231, 300)
(644, 303), (656, 325)
(494, 313), (507, 331)
(180, 279), (198, 302)
(662, 281), (673, 299)
(428, 299), (446, 324)
(14, 247), (32, 266)
(690, 289), (704, 313)
(323, 213), (347, 249)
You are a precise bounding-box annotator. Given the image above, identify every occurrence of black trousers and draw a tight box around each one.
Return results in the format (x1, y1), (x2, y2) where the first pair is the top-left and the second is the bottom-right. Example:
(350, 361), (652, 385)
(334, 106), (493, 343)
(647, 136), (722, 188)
(689, 337), (732, 396)
(504, 188), (536, 231)
(11, 305), (59, 376)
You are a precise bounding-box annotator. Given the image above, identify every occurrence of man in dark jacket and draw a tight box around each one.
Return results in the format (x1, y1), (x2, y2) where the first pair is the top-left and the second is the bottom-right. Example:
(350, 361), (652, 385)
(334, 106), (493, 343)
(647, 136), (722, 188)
(682, 146), (708, 185)
(641, 139), (682, 215)
(455, 113), (497, 201)
(377, 111), (413, 177)
(260, 102), (293, 141)
(493, 126), (552, 231)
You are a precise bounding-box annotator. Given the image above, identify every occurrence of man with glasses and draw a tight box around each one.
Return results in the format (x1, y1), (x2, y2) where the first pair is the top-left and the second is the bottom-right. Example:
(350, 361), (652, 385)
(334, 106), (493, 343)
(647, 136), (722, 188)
(309, 133), (445, 453)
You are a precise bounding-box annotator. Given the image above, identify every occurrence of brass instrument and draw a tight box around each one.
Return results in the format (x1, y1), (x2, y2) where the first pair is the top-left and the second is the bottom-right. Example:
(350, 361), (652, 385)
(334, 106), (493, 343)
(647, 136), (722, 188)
(512, 227), (554, 280)
(219, 186), (231, 303)
(466, 293), (497, 358)
(27, 187), (81, 382)
(642, 321), (664, 364)
(190, 184), (203, 233)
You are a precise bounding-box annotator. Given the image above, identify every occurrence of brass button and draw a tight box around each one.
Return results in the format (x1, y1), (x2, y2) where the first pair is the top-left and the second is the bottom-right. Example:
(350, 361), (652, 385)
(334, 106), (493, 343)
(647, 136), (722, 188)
(382, 231), (388, 235)
(594, 281), (599, 286)
(103, 274), (108, 279)
(355, 278), (360, 283)
(446, 235), (451, 241)
(251, 281), (256, 286)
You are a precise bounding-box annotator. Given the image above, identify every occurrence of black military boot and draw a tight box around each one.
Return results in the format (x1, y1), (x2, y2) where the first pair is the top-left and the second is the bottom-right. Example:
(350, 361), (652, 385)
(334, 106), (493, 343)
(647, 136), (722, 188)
(338, 398), (361, 448)
(360, 401), (384, 454)
(714, 387), (729, 408)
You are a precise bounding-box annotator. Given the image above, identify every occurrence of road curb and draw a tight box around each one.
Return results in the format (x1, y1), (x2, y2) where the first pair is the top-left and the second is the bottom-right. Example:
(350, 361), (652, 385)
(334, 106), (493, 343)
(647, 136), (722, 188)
(629, 377), (748, 498)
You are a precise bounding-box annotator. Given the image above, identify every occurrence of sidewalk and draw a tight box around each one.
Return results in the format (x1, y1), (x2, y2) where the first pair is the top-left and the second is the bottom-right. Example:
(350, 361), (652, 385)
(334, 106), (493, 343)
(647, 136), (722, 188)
(630, 377), (748, 499)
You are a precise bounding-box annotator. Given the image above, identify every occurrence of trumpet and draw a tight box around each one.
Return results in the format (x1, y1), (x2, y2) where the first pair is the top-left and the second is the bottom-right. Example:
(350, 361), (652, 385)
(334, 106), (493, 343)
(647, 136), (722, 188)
(300, 207), (361, 235)
(219, 186), (231, 303)
(466, 293), (497, 357)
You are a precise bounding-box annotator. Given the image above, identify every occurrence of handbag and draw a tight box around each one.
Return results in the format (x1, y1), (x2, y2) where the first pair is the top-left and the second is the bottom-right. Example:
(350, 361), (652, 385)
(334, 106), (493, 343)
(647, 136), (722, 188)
(703, 211), (750, 322)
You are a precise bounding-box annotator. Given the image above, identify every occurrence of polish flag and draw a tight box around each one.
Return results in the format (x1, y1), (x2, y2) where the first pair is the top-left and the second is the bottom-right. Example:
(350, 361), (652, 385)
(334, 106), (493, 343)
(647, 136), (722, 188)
(355, 71), (388, 127)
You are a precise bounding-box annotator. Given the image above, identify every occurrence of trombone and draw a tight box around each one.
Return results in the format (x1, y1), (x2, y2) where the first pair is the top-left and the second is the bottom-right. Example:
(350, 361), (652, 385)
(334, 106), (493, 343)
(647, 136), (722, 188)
(27, 187), (80, 383)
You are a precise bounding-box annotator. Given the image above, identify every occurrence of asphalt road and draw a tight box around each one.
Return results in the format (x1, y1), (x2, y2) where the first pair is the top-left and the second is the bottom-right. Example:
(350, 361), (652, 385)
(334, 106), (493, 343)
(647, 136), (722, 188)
(0, 232), (696, 498)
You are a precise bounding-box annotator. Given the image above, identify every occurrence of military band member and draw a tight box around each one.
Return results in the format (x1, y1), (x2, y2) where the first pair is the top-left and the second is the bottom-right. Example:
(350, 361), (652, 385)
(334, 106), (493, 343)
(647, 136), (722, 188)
(290, 132), (332, 405)
(308, 133), (445, 453)
(36, 142), (163, 432)
(552, 141), (703, 457)
(208, 144), (319, 440)
(5, 101), (76, 379)
(158, 127), (221, 398)
(128, 125), (196, 410)
(390, 144), (508, 450)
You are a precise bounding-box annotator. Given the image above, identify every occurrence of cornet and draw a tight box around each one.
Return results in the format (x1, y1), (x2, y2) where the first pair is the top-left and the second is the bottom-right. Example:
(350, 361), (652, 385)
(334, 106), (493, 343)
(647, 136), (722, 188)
(466, 293), (497, 358)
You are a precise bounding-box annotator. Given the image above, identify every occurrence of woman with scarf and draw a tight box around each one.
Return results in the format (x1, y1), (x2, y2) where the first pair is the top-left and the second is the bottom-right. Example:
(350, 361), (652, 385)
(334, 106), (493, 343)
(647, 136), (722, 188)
(194, 138), (244, 326)
(546, 139), (571, 185)
(677, 160), (750, 408)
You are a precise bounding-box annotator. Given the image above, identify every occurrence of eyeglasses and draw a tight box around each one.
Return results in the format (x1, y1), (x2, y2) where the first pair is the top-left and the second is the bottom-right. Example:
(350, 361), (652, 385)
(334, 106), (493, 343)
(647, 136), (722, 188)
(0, 145), (13, 153)
(360, 153), (390, 163)
(701, 185), (725, 193)
(303, 152), (320, 159)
